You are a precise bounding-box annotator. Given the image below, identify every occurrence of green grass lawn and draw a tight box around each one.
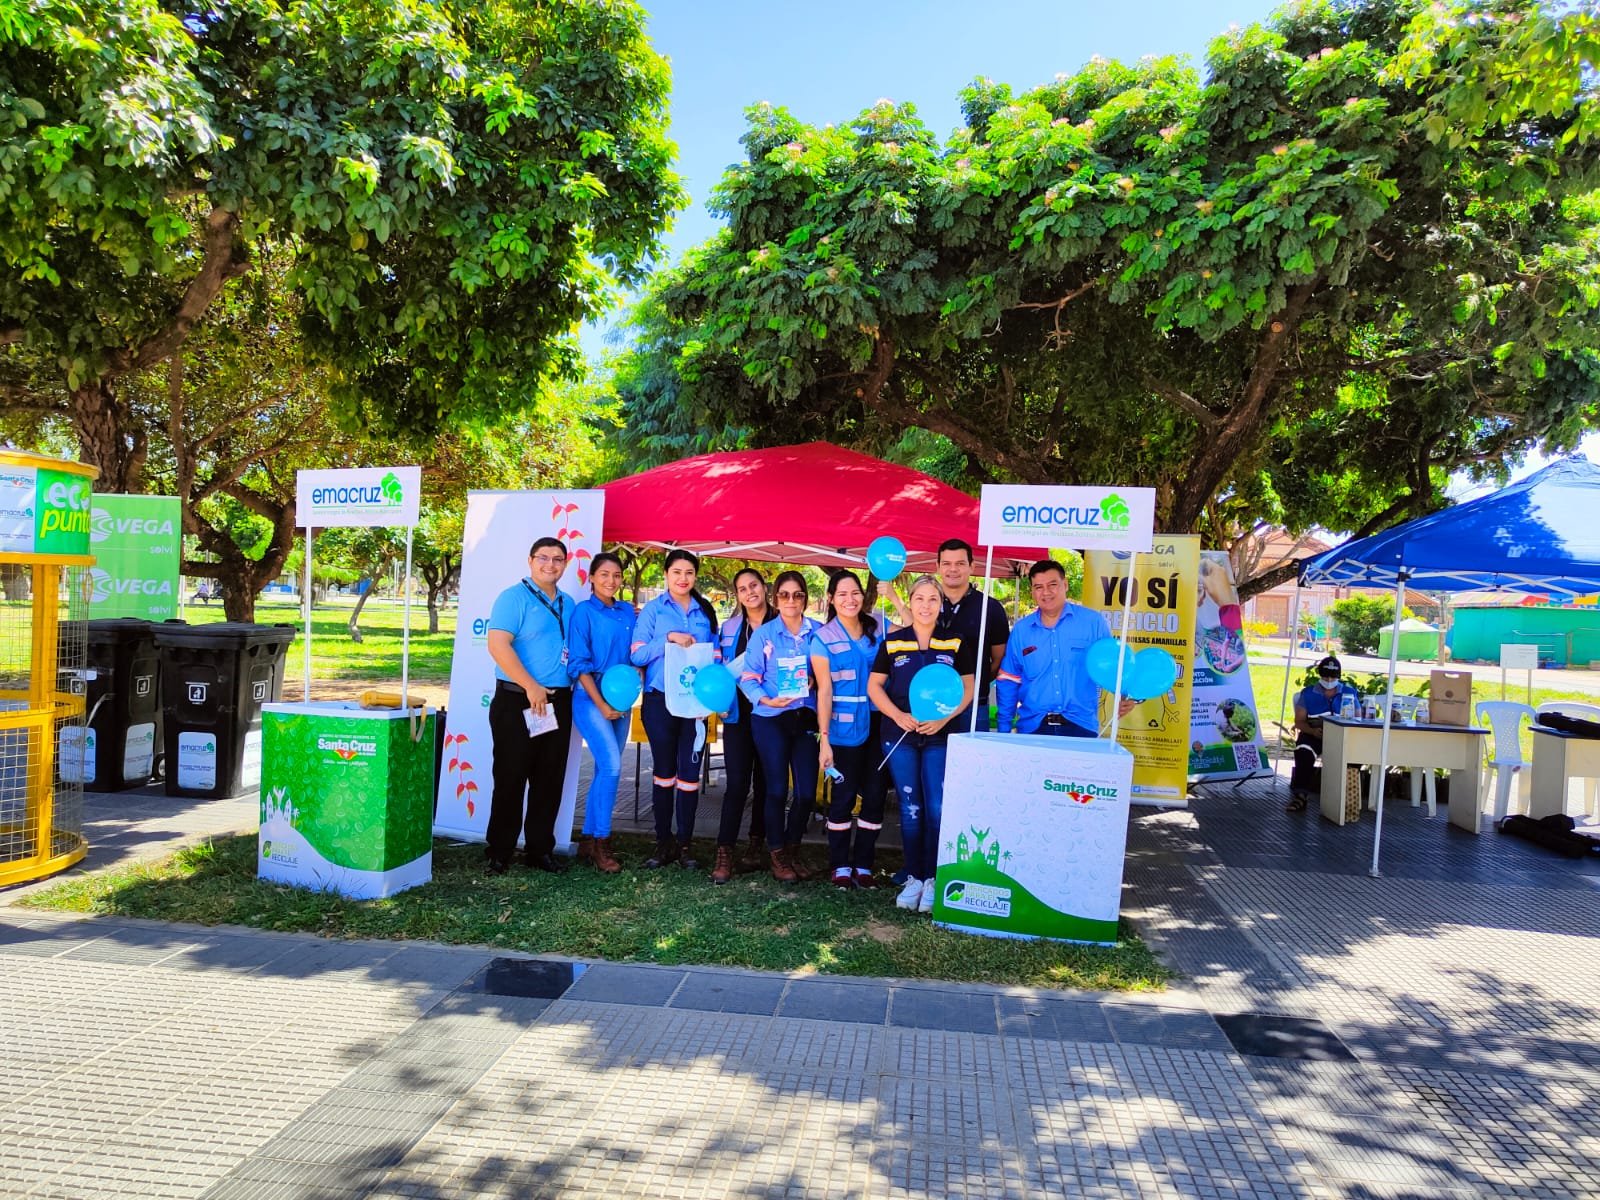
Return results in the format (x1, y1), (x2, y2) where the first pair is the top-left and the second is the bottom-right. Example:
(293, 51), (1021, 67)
(186, 597), (457, 684)
(19, 832), (1173, 993)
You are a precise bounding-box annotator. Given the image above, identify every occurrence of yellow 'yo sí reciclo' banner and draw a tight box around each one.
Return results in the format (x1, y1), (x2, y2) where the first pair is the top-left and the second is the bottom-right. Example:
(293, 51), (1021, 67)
(1084, 535), (1199, 807)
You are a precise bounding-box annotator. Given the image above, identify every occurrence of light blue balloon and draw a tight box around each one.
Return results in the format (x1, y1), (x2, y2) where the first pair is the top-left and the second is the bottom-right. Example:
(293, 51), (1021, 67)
(866, 535), (908, 581)
(600, 664), (642, 711)
(909, 662), (964, 722)
(1124, 647), (1179, 701)
(692, 662), (737, 713)
(1084, 637), (1133, 694)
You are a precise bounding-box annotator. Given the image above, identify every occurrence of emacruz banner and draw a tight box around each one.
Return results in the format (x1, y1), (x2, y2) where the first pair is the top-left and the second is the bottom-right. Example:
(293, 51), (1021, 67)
(89, 495), (181, 620)
(978, 484), (1155, 553)
(296, 466), (422, 528)
(433, 490), (605, 847)
(1188, 550), (1269, 782)
(1085, 535), (1199, 806)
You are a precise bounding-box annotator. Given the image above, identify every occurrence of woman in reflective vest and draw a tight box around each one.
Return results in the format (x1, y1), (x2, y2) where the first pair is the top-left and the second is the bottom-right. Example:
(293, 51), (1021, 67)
(630, 548), (720, 870)
(740, 569), (822, 883)
(710, 568), (776, 883)
(868, 574), (976, 914)
(810, 569), (888, 889)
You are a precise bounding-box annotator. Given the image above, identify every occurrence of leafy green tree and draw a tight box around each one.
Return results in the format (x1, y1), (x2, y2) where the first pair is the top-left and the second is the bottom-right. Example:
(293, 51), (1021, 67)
(1327, 595), (1413, 655)
(615, 0), (1597, 568)
(0, 0), (681, 489)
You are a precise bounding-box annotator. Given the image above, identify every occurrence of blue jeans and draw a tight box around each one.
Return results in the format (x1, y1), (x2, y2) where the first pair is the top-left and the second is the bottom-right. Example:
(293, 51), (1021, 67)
(572, 692), (629, 837)
(750, 709), (819, 849)
(883, 735), (948, 880)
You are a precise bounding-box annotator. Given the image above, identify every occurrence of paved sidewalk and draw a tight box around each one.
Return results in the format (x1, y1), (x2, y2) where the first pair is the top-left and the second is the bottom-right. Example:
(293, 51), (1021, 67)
(5, 768), (1600, 1196)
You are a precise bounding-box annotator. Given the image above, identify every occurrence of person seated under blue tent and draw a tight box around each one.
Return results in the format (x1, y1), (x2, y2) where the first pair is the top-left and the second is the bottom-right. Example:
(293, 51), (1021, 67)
(1286, 655), (1363, 813)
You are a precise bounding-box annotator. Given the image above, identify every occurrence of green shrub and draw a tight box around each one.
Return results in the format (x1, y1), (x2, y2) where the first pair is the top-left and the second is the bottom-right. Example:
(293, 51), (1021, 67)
(1327, 596), (1400, 656)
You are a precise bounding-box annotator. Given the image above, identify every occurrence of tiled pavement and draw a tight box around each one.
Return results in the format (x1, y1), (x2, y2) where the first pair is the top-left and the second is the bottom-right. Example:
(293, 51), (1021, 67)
(5, 764), (1600, 1196)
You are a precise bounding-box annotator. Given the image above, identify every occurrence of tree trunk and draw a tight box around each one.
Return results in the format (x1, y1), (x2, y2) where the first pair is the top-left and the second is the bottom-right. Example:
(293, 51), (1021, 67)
(347, 578), (376, 643)
(71, 380), (145, 492)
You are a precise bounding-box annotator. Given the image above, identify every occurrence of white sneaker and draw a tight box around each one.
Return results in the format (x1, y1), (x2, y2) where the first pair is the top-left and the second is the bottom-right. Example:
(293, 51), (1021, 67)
(896, 877), (923, 909)
(918, 878), (936, 913)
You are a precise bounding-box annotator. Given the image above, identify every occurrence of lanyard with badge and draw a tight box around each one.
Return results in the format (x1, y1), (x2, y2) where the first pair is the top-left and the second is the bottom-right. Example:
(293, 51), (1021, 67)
(523, 580), (569, 667)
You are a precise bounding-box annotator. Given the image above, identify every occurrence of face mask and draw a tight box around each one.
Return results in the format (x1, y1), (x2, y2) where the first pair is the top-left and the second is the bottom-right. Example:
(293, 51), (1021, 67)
(1319, 677), (1340, 690)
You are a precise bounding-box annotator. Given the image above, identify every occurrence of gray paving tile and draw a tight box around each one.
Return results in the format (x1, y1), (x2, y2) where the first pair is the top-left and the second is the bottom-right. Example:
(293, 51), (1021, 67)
(1103, 1005), (1231, 1052)
(888, 986), (999, 1035)
(996, 995), (1116, 1043)
(560, 962), (685, 1006)
(776, 978), (889, 1025)
(667, 971), (786, 1015)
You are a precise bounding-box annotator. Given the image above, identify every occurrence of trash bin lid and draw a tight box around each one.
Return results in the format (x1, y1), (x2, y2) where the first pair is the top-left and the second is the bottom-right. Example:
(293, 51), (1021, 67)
(151, 621), (297, 649)
(88, 618), (157, 641)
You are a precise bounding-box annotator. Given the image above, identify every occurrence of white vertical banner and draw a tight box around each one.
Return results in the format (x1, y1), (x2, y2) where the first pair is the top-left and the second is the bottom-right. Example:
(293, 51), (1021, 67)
(433, 489), (606, 847)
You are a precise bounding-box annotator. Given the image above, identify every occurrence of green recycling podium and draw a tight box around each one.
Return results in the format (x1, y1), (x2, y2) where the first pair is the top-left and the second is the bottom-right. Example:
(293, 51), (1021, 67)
(258, 702), (436, 898)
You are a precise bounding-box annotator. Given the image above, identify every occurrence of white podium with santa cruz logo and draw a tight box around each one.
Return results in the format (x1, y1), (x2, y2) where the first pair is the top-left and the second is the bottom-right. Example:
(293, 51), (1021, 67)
(933, 733), (1132, 945)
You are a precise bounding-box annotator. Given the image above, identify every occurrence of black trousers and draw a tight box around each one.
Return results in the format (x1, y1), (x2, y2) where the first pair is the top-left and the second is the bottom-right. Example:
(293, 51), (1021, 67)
(717, 697), (768, 846)
(487, 684), (574, 864)
(1290, 731), (1322, 795)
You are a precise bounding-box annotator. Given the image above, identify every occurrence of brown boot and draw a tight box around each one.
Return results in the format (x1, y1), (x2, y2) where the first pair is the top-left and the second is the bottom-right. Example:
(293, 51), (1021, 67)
(677, 841), (700, 871)
(711, 845), (735, 885)
(643, 840), (677, 869)
(769, 847), (799, 883)
(576, 835), (596, 866)
(592, 837), (622, 874)
(739, 834), (767, 871)
(785, 843), (814, 881)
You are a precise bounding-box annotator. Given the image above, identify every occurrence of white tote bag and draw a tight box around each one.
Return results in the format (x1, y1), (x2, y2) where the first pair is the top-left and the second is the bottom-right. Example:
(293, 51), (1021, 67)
(665, 641), (715, 718)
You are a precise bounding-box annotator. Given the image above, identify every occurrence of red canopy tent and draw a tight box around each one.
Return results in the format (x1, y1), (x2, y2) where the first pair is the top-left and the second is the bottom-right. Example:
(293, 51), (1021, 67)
(599, 442), (1037, 575)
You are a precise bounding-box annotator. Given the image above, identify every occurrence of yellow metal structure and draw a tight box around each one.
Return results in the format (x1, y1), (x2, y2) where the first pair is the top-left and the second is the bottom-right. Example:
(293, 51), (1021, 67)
(0, 451), (96, 886)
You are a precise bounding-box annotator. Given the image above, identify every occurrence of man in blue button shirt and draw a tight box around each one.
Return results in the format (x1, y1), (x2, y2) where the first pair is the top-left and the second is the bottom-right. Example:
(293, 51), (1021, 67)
(485, 536), (576, 875)
(995, 559), (1135, 738)
(1286, 655), (1363, 812)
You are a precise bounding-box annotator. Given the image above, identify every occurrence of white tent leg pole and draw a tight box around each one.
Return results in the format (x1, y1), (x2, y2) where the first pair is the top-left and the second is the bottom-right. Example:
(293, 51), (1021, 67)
(971, 545), (995, 734)
(303, 526), (313, 701)
(1275, 582), (1304, 796)
(1369, 570), (1408, 878)
(1109, 553), (1137, 747)
(401, 525), (414, 711)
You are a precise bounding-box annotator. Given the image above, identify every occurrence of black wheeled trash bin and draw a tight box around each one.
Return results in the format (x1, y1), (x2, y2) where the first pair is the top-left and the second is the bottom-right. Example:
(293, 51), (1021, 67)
(153, 622), (295, 799)
(81, 618), (162, 790)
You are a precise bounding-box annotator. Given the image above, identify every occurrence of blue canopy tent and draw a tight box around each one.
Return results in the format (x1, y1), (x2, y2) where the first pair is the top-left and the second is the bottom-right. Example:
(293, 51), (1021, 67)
(1291, 456), (1600, 874)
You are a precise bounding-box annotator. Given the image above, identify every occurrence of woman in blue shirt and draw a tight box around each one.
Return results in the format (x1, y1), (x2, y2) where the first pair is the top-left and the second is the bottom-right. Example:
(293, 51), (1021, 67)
(741, 569), (822, 883)
(868, 575), (976, 914)
(630, 548), (720, 869)
(811, 569), (888, 889)
(568, 552), (636, 873)
(710, 568), (776, 884)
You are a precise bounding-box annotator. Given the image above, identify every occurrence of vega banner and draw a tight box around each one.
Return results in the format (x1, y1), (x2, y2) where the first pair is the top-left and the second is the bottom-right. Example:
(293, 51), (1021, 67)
(1188, 550), (1270, 782)
(978, 484), (1156, 553)
(88, 495), (181, 620)
(1085, 535), (1199, 806)
(433, 490), (605, 847)
(296, 466), (422, 528)
(935, 733), (1133, 945)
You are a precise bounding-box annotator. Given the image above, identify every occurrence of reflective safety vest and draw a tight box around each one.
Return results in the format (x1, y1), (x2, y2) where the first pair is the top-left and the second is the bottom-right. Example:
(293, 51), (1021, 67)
(815, 618), (879, 747)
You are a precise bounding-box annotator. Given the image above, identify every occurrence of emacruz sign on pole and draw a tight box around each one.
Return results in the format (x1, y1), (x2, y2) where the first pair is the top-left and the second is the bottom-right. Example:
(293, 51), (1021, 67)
(978, 484), (1156, 553)
(88, 495), (181, 620)
(1188, 551), (1270, 782)
(434, 490), (605, 849)
(1084, 535), (1199, 805)
(296, 467), (421, 528)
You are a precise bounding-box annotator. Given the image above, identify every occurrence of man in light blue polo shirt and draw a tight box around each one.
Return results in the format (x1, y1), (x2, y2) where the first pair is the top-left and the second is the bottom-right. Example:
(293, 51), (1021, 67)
(995, 559), (1133, 737)
(484, 536), (576, 875)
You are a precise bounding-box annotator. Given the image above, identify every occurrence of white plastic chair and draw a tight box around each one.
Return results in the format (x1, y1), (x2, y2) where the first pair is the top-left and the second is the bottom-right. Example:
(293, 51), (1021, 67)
(1376, 694), (1439, 817)
(1476, 701), (1538, 827)
(1535, 701), (1600, 819)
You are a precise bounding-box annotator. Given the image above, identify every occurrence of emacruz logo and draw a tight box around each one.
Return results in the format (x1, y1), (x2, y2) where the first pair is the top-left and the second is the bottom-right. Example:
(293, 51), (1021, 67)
(1044, 778), (1116, 804)
(318, 735), (377, 761)
(310, 471), (405, 510)
(1001, 493), (1130, 533)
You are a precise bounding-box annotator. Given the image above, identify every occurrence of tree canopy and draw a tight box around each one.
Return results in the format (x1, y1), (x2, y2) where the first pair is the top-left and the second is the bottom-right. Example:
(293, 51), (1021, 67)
(0, 0), (682, 488)
(615, 0), (1599, 561)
